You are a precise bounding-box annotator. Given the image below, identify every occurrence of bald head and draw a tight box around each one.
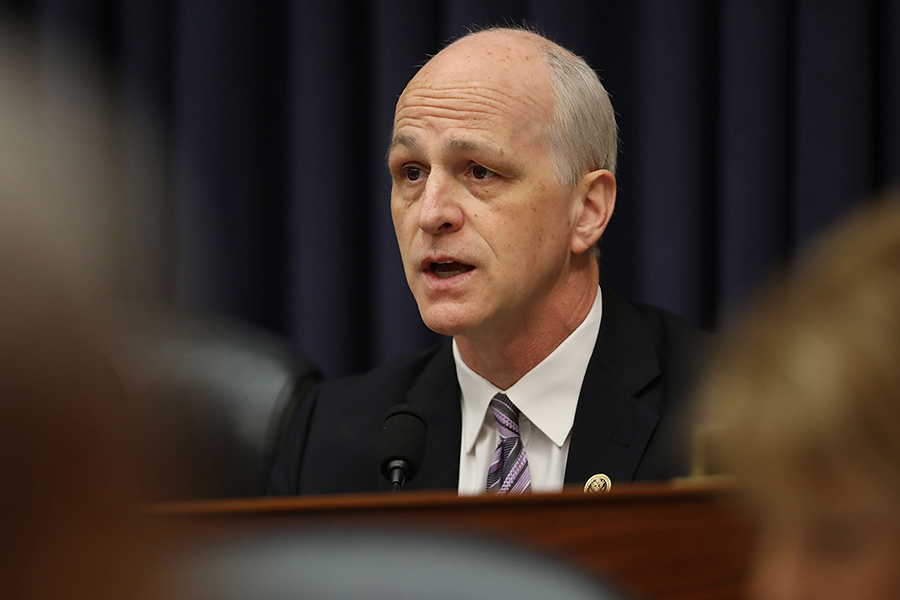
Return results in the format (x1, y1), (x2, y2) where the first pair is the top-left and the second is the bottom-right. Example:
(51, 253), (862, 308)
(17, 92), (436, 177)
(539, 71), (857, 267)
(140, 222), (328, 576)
(416, 28), (553, 94)
(398, 29), (556, 153)
(399, 28), (618, 184)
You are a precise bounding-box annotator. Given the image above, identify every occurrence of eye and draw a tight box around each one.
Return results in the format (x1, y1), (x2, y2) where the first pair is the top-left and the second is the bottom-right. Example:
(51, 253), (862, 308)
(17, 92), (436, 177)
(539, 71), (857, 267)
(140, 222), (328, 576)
(404, 166), (422, 181)
(470, 164), (495, 180)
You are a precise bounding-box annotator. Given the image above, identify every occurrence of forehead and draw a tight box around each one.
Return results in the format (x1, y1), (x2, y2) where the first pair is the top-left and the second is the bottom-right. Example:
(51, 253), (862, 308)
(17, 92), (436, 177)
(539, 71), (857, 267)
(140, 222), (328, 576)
(392, 32), (554, 145)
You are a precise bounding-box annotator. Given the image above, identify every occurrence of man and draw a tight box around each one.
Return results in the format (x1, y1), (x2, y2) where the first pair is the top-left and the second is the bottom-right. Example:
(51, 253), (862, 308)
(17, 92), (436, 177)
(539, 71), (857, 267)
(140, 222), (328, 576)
(269, 27), (710, 495)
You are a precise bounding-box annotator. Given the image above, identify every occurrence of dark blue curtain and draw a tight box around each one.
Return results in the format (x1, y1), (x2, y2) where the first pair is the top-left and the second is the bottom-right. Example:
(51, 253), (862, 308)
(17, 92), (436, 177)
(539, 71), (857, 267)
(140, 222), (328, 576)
(8, 0), (900, 378)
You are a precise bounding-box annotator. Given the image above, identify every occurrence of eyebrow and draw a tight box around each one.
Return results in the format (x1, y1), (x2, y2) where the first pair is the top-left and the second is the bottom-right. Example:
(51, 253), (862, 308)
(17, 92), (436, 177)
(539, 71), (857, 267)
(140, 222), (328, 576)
(385, 134), (502, 166)
(387, 132), (420, 158)
(445, 138), (485, 154)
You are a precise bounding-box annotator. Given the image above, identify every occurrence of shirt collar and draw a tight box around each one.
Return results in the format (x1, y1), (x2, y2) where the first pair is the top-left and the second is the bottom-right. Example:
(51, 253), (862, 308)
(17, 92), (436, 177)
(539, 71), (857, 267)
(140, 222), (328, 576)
(455, 287), (604, 452)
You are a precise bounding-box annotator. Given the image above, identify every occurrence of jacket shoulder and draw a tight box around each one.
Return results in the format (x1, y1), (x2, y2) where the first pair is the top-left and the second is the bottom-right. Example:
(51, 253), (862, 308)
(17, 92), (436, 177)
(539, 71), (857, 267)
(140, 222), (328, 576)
(268, 341), (451, 495)
(627, 300), (715, 357)
(314, 342), (448, 403)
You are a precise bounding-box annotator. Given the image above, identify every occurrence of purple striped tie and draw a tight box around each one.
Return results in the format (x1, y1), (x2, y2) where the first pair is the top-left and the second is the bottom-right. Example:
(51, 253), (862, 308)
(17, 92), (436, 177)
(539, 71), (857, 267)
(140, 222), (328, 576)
(485, 393), (532, 494)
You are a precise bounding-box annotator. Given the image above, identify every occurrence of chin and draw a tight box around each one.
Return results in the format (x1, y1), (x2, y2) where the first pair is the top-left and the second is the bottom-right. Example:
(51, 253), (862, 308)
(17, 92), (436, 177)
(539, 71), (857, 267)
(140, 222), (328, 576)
(417, 304), (479, 337)
(420, 315), (469, 337)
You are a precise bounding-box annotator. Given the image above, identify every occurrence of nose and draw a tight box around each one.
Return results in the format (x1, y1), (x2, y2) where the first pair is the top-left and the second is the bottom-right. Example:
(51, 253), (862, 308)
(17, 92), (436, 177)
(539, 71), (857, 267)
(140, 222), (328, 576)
(416, 170), (463, 235)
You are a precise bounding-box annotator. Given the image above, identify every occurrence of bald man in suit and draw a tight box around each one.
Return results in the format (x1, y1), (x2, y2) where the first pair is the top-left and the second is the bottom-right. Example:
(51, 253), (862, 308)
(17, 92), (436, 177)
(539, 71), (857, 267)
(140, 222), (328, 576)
(270, 27), (710, 496)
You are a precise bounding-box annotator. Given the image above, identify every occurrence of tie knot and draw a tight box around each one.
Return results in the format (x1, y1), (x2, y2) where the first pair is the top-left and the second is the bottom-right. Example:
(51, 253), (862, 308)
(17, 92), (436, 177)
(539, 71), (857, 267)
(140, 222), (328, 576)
(490, 393), (521, 438)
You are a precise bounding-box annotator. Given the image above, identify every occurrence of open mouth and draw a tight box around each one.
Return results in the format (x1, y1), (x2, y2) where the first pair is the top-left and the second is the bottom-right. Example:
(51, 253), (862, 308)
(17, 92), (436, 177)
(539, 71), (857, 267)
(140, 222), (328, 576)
(430, 260), (475, 279)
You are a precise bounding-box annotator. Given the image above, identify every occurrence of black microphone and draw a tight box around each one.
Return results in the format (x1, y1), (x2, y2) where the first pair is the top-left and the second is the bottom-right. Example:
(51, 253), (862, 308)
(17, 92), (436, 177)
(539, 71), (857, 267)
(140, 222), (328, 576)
(378, 404), (428, 493)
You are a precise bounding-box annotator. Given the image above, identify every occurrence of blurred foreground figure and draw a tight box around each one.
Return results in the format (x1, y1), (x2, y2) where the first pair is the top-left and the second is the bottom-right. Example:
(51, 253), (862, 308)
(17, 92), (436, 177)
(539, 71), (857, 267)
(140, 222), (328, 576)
(0, 16), (164, 600)
(698, 192), (900, 600)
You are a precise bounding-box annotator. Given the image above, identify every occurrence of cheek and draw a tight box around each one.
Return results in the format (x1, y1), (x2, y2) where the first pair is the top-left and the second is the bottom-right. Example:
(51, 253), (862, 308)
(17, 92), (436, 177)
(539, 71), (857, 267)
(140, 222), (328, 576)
(520, 203), (574, 254)
(479, 210), (530, 260)
(391, 202), (415, 242)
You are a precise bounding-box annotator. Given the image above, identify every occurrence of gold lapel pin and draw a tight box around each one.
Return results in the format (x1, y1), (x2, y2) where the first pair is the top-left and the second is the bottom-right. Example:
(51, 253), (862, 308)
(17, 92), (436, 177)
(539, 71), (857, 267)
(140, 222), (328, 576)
(584, 473), (612, 493)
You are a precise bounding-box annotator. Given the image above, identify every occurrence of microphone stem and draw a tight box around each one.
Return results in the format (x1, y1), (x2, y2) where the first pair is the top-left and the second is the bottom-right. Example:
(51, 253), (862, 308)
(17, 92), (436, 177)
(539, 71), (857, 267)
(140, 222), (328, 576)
(388, 461), (406, 493)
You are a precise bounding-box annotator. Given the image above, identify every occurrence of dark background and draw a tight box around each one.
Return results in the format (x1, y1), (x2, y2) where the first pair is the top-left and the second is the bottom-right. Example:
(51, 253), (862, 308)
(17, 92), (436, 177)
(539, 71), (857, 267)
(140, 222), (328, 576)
(4, 0), (899, 378)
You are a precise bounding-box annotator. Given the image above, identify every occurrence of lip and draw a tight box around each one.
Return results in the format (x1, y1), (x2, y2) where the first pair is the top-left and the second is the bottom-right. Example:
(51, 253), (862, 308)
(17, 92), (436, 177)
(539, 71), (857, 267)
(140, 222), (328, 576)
(418, 255), (477, 289)
(419, 254), (472, 271)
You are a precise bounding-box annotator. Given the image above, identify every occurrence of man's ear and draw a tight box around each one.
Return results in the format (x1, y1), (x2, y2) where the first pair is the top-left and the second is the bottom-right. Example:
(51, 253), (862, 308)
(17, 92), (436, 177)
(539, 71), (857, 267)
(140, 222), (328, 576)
(571, 169), (616, 255)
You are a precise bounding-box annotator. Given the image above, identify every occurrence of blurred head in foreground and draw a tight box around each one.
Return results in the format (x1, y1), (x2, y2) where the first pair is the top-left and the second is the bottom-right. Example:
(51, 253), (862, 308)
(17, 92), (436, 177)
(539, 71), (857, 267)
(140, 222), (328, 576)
(698, 192), (900, 600)
(0, 16), (162, 600)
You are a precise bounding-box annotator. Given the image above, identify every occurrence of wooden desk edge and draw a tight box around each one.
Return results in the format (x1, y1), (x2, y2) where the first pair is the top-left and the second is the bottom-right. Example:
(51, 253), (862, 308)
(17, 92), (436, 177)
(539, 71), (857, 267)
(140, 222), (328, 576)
(146, 480), (743, 517)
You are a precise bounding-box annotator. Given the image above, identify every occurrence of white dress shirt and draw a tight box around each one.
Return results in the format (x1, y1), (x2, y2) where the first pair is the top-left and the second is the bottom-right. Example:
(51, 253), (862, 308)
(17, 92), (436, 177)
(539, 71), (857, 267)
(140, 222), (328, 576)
(455, 287), (603, 495)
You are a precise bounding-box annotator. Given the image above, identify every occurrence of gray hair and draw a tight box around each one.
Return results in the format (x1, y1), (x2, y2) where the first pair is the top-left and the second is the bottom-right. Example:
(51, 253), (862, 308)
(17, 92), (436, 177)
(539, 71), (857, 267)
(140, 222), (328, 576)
(539, 44), (618, 185)
(456, 27), (619, 185)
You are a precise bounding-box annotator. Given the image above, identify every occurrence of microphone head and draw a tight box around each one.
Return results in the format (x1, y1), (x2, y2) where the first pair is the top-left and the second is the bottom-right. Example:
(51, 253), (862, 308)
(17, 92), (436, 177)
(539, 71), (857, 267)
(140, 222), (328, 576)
(378, 404), (428, 481)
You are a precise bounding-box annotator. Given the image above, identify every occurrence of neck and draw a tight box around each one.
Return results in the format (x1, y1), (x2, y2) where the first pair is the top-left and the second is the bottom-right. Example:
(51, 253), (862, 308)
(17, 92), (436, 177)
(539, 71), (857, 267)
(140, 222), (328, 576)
(455, 261), (599, 390)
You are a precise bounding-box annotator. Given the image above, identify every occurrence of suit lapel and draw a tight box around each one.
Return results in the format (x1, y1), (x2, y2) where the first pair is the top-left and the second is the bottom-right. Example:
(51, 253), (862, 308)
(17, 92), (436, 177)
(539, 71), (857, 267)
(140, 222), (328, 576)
(565, 291), (662, 486)
(401, 340), (461, 491)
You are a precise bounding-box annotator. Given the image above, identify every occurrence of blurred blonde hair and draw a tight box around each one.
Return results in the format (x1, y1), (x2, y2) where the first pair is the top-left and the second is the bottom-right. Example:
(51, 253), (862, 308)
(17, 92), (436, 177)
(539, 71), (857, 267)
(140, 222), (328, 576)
(698, 191), (900, 498)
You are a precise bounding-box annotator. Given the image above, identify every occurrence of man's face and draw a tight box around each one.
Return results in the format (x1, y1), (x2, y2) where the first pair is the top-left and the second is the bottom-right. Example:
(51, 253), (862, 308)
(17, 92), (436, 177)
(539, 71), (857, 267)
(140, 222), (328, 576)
(388, 33), (583, 343)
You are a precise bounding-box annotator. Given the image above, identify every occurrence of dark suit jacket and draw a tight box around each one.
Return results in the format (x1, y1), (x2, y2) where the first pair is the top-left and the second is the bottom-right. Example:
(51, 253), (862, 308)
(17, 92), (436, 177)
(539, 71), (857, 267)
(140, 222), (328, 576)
(269, 291), (712, 495)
